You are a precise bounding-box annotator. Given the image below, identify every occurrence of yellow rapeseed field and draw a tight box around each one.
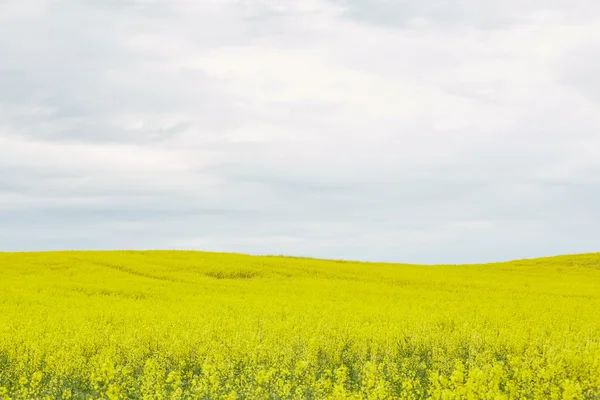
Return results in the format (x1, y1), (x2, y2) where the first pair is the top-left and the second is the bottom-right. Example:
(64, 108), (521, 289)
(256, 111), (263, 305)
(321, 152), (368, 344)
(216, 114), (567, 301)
(0, 251), (599, 399)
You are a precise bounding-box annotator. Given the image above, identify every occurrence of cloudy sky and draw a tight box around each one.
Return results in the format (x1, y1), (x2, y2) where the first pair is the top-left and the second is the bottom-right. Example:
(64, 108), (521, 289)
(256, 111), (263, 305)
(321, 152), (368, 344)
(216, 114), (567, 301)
(1, 0), (599, 264)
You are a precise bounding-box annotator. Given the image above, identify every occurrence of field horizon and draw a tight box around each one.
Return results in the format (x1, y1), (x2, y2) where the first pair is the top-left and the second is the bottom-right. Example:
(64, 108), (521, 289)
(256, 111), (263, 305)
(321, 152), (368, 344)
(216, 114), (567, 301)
(2, 249), (598, 267)
(1, 250), (599, 399)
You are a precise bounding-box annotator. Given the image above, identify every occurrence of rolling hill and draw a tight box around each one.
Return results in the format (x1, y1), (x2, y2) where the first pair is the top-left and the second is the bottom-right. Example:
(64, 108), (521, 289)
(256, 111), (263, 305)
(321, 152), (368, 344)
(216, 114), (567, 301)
(0, 251), (599, 399)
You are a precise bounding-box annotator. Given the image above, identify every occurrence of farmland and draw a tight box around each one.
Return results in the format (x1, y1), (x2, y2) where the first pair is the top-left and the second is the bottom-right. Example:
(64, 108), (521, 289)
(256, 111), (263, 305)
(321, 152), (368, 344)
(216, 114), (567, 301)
(0, 251), (599, 399)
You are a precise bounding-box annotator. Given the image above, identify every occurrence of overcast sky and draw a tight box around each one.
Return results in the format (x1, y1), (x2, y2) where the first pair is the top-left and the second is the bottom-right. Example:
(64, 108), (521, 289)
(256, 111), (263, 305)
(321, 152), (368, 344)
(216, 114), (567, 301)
(1, 0), (599, 264)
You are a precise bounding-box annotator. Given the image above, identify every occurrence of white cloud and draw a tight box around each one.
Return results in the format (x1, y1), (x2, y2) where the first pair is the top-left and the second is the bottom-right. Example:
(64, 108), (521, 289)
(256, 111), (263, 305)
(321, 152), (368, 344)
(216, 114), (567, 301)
(1, 0), (599, 262)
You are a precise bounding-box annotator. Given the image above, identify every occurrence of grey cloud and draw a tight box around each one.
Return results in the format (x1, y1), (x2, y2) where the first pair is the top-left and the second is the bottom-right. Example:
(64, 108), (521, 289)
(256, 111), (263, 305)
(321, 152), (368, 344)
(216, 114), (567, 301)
(0, 0), (250, 144)
(334, 0), (600, 30)
(557, 41), (600, 103)
(0, 64), (241, 143)
(334, 0), (529, 30)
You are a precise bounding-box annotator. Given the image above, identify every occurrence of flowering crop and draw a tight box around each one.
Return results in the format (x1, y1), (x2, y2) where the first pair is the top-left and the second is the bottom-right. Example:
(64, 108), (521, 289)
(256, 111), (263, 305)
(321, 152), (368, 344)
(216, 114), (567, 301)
(0, 251), (599, 399)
